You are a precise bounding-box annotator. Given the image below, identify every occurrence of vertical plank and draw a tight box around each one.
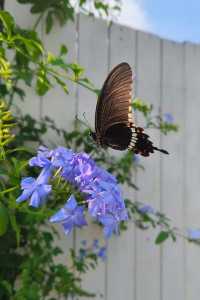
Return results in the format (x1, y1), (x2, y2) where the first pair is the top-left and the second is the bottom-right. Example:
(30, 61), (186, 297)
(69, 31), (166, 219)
(135, 31), (161, 300)
(106, 22), (136, 300)
(42, 19), (77, 145)
(185, 43), (200, 300)
(161, 40), (185, 300)
(76, 14), (108, 299)
(5, 0), (41, 119)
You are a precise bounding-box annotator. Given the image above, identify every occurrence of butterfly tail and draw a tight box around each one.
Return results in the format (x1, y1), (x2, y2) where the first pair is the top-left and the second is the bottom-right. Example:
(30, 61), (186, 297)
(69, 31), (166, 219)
(153, 147), (169, 155)
(133, 127), (169, 156)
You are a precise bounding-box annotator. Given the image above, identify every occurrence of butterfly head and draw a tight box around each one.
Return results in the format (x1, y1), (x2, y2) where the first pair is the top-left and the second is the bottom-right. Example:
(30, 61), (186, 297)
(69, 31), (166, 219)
(90, 131), (105, 148)
(90, 131), (97, 142)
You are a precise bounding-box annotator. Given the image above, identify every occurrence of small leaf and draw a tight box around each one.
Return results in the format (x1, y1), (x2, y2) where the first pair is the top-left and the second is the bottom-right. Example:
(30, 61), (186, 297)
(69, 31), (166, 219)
(0, 11), (15, 36)
(69, 63), (84, 79)
(54, 76), (68, 94)
(155, 231), (169, 244)
(46, 11), (53, 34)
(60, 44), (68, 56)
(10, 212), (20, 246)
(132, 98), (152, 116)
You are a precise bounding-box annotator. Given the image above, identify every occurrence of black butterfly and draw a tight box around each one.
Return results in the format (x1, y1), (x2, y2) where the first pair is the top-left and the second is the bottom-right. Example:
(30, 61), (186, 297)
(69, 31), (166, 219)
(91, 62), (168, 156)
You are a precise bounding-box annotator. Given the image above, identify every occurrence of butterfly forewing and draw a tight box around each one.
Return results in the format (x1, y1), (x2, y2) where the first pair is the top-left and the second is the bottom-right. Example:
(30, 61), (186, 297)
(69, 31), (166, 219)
(95, 62), (134, 149)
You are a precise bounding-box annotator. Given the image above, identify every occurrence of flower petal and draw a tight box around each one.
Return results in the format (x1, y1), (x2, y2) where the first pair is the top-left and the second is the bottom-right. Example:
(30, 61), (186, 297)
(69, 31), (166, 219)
(16, 189), (33, 203)
(50, 208), (68, 223)
(21, 177), (35, 189)
(29, 190), (40, 207)
(65, 195), (77, 210)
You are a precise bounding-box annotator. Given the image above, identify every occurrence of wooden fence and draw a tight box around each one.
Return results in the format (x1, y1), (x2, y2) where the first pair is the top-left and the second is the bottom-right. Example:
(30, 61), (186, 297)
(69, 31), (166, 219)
(6, 1), (200, 299)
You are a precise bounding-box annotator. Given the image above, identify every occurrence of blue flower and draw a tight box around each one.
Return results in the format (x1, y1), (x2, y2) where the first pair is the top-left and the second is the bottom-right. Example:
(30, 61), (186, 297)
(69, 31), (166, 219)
(97, 246), (107, 261)
(138, 204), (155, 214)
(163, 113), (174, 124)
(81, 240), (87, 246)
(51, 147), (74, 170)
(16, 174), (52, 207)
(133, 154), (140, 164)
(99, 215), (120, 239)
(49, 195), (87, 234)
(187, 229), (200, 240)
(92, 239), (99, 250)
(78, 248), (87, 260)
(29, 146), (52, 168)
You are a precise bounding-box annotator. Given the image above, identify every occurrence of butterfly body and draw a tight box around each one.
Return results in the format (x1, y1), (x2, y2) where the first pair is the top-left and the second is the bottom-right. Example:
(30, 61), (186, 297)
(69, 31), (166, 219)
(92, 62), (169, 156)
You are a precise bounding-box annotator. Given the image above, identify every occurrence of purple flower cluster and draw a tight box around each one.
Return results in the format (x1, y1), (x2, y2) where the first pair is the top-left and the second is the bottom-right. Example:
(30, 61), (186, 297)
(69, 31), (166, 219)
(17, 146), (128, 238)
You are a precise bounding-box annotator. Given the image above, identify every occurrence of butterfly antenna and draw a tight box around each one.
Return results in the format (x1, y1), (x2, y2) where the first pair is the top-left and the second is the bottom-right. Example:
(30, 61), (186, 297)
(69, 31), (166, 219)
(75, 114), (91, 130)
(83, 112), (92, 130)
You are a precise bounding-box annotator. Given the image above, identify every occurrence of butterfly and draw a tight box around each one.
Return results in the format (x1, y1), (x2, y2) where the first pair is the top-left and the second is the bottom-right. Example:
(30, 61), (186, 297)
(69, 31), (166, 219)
(90, 62), (169, 157)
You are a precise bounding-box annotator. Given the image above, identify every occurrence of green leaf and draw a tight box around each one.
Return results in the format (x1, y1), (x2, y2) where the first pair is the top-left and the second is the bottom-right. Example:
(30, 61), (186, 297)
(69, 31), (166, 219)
(132, 98), (152, 116)
(155, 231), (169, 244)
(54, 76), (68, 94)
(46, 11), (53, 34)
(60, 44), (68, 56)
(69, 63), (84, 80)
(36, 68), (51, 96)
(0, 280), (12, 296)
(80, 0), (87, 5)
(13, 34), (44, 56)
(0, 11), (15, 36)
(10, 212), (20, 246)
(94, 1), (109, 15)
(47, 52), (66, 67)
(0, 202), (9, 236)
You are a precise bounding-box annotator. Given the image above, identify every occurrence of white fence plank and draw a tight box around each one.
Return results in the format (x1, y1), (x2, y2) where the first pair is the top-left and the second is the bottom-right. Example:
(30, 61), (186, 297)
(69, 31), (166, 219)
(42, 19), (77, 145)
(135, 31), (161, 300)
(106, 23), (136, 300)
(76, 14), (109, 300)
(185, 43), (200, 300)
(161, 40), (185, 300)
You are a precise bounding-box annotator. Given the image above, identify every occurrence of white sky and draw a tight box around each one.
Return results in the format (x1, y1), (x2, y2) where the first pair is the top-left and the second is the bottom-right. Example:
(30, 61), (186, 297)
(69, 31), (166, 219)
(118, 0), (152, 32)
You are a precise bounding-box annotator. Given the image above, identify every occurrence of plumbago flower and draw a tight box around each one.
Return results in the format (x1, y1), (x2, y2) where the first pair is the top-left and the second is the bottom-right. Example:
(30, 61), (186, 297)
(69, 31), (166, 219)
(17, 146), (128, 238)
(163, 113), (174, 124)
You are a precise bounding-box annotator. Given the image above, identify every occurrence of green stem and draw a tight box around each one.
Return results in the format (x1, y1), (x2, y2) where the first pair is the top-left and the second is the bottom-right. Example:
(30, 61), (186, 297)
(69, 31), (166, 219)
(47, 68), (98, 95)
(7, 78), (18, 108)
(0, 185), (18, 195)
(33, 13), (44, 31)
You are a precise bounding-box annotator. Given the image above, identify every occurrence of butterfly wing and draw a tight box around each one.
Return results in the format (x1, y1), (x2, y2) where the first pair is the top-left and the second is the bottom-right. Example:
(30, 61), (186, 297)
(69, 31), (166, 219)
(95, 62), (134, 150)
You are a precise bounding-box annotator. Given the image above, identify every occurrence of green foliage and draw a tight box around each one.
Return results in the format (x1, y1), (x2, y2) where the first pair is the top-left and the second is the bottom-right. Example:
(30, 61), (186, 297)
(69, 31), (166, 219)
(158, 118), (178, 135)
(0, 202), (9, 236)
(133, 97), (178, 134)
(132, 97), (153, 117)
(0, 101), (15, 159)
(0, 128), (102, 299)
(0, 9), (97, 107)
(16, 0), (122, 33)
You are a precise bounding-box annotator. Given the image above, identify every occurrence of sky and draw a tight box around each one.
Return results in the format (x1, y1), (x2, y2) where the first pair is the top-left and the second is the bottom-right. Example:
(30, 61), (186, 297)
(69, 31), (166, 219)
(118, 0), (200, 43)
